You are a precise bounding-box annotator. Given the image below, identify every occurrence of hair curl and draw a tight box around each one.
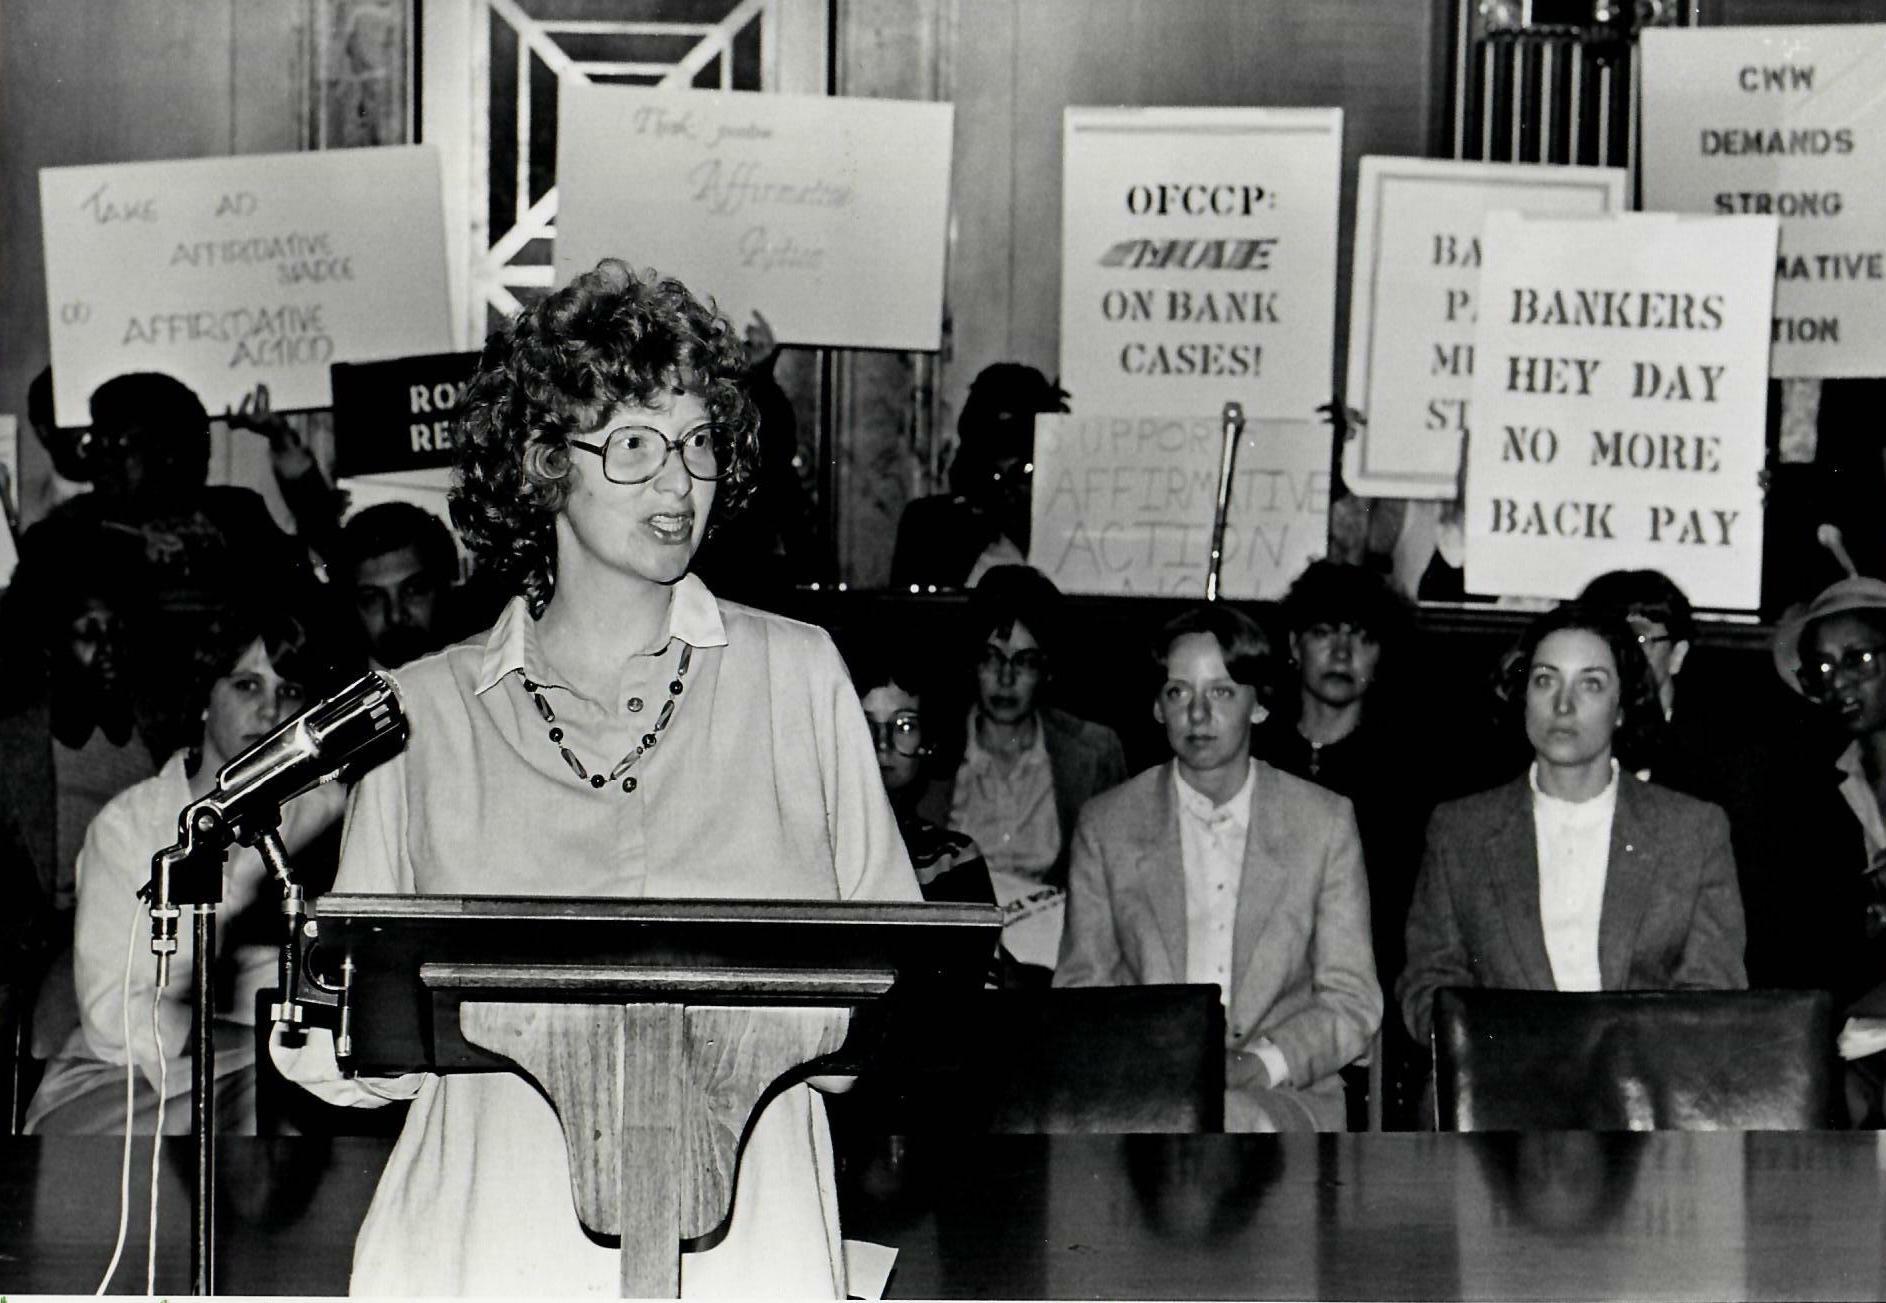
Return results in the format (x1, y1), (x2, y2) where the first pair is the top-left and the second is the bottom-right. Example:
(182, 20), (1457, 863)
(448, 259), (760, 614)
(1496, 602), (1664, 768)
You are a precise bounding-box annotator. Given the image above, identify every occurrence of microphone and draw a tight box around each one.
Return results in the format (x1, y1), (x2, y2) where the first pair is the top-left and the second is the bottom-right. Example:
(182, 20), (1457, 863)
(1205, 401), (1247, 602)
(147, 672), (407, 974)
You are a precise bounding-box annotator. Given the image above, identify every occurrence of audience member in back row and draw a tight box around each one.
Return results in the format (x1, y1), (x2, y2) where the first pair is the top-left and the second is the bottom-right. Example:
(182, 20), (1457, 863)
(843, 635), (996, 909)
(1056, 604), (1380, 1132)
(332, 502), (464, 669)
(23, 373), (334, 757)
(24, 588), (357, 1135)
(1254, 559), (1430, 1128)
(1399, 602), (1747, 1053)
(1579, 566), (1837, 996)
(1769, 576), (1886, 1010)
(0, 533), (160, 1063)
(889, 364), (1070, 591)
(915, 565), (1127, 983)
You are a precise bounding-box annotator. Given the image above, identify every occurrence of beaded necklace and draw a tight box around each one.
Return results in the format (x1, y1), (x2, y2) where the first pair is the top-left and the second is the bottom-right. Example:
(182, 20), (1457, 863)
(516, 643), (692, 793)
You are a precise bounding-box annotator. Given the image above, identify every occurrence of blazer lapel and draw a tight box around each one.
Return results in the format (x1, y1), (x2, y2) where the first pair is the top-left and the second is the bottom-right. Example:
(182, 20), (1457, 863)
(1597, 776), (1656, 989)
(1485, 777), (1559, 989)
(1137, 764), (1188, 981)
(1229, 764), (1294, 1024)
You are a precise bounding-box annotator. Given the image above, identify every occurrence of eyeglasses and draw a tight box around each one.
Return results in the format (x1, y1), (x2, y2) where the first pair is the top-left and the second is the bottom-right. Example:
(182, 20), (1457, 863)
(1802, 646), (1886, 696)
(868, 715), (924, 757)
(978, 647), (1047, 677)
(567, 422), (736, 485)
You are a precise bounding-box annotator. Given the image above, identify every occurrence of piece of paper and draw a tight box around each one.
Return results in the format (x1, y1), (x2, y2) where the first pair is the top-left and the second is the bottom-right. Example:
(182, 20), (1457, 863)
(40, 145), (453, 425)
(843, 1237), (898, 1301)
(556, 83), (953, 351)
(989, 868), (1066, 971)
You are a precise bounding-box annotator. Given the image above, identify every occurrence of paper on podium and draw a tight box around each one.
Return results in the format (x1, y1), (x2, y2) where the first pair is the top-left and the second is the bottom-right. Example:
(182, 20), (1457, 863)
(843, 1239), (897, 1301)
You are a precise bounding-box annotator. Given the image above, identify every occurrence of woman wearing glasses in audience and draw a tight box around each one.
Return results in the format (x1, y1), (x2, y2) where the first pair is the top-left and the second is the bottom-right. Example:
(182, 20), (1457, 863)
(1771, 576), (1886, 1123)
(915, 566), (1127, 984)
(1399, 602), (1746, 1058)
(273, 260), (919, 1296)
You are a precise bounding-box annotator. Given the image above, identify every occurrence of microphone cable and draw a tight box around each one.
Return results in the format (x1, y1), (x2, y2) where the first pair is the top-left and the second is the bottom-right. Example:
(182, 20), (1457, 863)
(95, 897), (177, 1296)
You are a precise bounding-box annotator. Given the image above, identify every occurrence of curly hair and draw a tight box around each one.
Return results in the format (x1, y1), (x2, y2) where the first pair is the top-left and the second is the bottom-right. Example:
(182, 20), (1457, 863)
(448, 259), (761, 614)
(1497, 602), (1664, 767)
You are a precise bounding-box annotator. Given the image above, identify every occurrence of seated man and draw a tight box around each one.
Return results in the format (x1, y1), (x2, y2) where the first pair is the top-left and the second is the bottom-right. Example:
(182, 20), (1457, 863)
(332, 502), (463, 668)
(890, 364), (1069, 590)
(1055, 605), (1381, 1132)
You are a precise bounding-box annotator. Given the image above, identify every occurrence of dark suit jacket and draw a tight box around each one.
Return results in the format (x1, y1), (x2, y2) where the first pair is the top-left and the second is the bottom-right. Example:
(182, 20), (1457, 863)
(1054, 761), (1381, 1129)
(916, 705), (1128, 890)
(1398, 773), (1748, 1048)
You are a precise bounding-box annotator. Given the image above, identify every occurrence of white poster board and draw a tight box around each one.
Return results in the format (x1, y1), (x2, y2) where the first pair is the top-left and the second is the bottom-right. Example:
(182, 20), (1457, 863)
(1343, 158), (1627, 499)
(555, 83), (953, 352)
(1640, 25), (1886, 378)
(1030, 412), (1328, 600)
(40, 145), (452, 427)
(1464, 212), (1778, 609)
(1059, 107), (1342, 419)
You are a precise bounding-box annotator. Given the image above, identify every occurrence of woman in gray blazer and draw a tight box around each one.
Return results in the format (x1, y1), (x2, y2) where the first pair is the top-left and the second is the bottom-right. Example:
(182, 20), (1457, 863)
(1398, 603), (1747, 1050)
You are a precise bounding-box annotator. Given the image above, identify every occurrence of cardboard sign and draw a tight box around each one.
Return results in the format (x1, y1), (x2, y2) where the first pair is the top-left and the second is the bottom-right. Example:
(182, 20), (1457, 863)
(555, 83), (953, 351)
(1343, 157), (1627, 499)
(330, 351), (480, 478)
(40, 145), (452, 427)
(1030, 411), (1328, 600)
(1640, 25), (1886, 378)
(1059, 106), (1343, 420)
(1464, 212), (1778, 609)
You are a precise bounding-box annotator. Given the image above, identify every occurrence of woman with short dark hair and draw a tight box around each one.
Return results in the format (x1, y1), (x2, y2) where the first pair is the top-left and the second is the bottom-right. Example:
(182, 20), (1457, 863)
(24, 588), (356, 1135)
(1399, 602), (1747, 1053)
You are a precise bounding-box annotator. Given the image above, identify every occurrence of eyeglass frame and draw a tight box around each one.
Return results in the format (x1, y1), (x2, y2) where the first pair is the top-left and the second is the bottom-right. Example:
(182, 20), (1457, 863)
(1802, 645), (1886, 697)
(977, 646), (1048, 678)
(566, 421), (735, 486)
(867, 714), (926, 757)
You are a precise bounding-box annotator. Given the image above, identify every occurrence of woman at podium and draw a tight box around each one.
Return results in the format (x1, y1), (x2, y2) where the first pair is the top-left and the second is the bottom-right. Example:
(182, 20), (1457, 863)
(274, 259), (921, 1296)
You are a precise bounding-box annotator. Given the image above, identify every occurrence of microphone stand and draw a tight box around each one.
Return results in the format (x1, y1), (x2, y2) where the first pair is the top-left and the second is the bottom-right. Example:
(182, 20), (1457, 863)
(1204, 401), (1247, 602)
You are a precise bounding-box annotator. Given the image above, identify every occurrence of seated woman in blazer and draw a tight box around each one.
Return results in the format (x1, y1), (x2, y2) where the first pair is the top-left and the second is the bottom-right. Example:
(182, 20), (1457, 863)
(1398, 602), (1747, 1051)
(1055, 605), (1381, 1132)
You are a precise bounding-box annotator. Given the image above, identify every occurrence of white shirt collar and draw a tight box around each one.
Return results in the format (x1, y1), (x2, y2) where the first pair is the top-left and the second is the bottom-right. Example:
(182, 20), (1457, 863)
(474, 572), (727, 695)
(1173, 759), (1256, 830)
(1528, 757), (1621, 823)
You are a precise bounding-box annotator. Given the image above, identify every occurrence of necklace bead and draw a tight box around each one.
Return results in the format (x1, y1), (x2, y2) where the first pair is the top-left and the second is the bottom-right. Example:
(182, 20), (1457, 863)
(517, 643), (692, 793)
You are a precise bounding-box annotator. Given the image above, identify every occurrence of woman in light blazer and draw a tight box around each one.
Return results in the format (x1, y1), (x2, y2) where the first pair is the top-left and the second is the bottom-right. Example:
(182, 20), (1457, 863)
(1398, 602), (1747, 1051)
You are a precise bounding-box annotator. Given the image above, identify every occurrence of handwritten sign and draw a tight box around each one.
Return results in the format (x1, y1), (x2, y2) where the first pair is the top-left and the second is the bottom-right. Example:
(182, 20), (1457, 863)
(40, 145), (452, 427)
(1059, 107), (1342, 420)
(1343, 157), (1626, 499)
(554, 83), (953, 351)
(330, 351), (480, 478)
(1030, 412), (1328, 600)
(1464, 212), (1777, 609)
(1640, 25), (1886, 378)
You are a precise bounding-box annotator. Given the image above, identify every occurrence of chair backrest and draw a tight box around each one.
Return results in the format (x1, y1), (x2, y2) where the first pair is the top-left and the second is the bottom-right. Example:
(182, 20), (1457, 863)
(834, 984), (1226, 1135)
(1432, 988), (1842, 1131)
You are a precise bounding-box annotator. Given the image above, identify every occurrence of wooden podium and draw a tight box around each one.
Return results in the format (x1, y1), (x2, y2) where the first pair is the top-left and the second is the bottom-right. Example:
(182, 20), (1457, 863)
(285, 893), (1000, 1296)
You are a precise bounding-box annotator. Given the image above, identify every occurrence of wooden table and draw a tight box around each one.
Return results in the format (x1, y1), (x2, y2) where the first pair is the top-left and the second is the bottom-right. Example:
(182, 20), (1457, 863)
(4, 1131), (1885, 1299)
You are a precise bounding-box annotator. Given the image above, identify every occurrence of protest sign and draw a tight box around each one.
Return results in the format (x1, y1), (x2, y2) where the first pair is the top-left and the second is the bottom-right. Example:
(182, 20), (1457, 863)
(1059, 106), (1342, 419)
(40, 145), (452, 427)
(1640, 25), (1886, 378)
(1464, 212), (1777, 609)
(555, 83), (953, 351)
(1030, 411), (1328, 600)
(330, 351), (480, 478)
(1343, 157), (1626, 499)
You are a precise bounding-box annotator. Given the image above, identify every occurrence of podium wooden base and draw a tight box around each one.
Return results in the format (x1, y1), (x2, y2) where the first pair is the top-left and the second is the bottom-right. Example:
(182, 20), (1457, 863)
(462, 1001), (849, 1297)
